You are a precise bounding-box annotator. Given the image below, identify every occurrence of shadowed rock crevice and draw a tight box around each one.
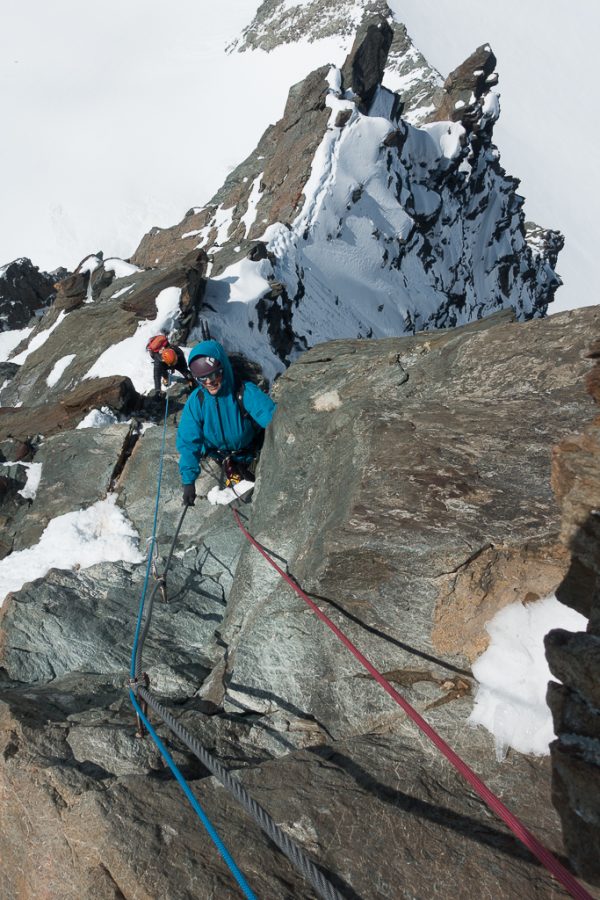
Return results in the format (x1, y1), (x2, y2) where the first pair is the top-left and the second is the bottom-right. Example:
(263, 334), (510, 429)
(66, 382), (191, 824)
(545, 342), (600, 885)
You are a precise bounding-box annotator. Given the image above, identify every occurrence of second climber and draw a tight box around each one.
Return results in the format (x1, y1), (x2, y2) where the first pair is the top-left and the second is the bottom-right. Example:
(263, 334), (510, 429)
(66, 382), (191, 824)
(146, 334), (195, 399)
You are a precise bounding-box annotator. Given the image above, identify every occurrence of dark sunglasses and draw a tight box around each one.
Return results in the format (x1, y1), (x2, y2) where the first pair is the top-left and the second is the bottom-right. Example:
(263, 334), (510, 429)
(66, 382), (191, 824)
(197, 368), (223, 385)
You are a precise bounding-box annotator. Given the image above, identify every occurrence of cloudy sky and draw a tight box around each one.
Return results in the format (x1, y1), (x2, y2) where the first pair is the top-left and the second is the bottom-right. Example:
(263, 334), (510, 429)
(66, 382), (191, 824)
(1, 0), (597, 313)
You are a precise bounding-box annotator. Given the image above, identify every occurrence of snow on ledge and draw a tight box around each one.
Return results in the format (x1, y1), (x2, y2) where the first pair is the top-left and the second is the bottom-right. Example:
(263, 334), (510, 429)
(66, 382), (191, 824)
(0, 326), (33, 363)
(468, 594), (587, 759)
(46, 353), (76, 387)
(76, 407), (120, 429)
(1, 460), (43, 500)
(104, 258), (143, 278)
(18, 462), (43, 499)
(84, 286), (182, 393)
(0, 495), (143, 607)
(11, 311), (68, 365)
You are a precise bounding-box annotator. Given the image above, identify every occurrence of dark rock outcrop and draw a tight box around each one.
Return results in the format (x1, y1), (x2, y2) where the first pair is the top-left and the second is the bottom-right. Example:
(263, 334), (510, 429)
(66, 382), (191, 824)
(0, 258), (58, 330)
(427, 44), (498, 127)
(545, 344), (600, 886)
(340, 14), (394, 108)
(1, 249), (207, 411)
(0, 376), (139, 444)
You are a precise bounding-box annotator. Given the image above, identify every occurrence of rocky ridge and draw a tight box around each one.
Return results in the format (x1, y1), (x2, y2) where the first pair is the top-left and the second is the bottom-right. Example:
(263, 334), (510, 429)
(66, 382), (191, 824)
(1, 305), (600, 897)
(0, 3), (597, 896)
(132, 2), (562, 379)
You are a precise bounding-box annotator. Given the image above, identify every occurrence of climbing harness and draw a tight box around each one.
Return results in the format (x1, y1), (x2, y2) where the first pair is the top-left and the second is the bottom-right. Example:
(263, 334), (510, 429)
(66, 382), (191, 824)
(129, 385), (342, 900)
(231, 508), (594, 900)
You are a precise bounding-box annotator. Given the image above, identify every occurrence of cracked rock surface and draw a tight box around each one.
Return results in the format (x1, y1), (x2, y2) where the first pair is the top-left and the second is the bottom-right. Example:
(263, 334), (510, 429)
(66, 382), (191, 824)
(2, 307), (600, 897)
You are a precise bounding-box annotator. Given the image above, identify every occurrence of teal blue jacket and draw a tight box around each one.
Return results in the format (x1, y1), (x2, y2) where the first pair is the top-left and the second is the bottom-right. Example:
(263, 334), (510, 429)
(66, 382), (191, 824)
(176, 340), (276, 485)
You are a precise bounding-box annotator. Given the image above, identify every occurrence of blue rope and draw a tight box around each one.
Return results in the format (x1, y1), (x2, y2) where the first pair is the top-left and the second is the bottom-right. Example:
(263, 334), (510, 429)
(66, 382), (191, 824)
(129, 691), (257, 900)
(128, 379), (256, 898)
(130, 387), (170, 679)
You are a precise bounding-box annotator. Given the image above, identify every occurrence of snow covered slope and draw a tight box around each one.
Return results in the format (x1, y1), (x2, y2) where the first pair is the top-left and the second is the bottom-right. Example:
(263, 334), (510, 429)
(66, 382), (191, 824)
(1, 0), (594, 316)
(131, 12), (561, 380)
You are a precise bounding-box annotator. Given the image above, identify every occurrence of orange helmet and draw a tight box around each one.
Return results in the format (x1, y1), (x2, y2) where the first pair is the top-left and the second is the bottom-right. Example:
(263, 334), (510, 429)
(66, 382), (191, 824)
(161, 347), (177, 367)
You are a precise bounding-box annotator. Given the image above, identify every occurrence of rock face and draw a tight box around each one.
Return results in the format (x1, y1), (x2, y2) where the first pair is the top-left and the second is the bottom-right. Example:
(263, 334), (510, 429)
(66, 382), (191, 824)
(545, 342), (600, 885)
(1, 307), (599, 898)
(0, 5), (593, 895)
(0, 258), (59, 331)
(131, 2), (562, 381)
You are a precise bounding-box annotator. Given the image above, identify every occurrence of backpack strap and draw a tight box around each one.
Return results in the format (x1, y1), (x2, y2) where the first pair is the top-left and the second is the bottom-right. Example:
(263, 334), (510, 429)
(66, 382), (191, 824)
(236, 382), (248, 421)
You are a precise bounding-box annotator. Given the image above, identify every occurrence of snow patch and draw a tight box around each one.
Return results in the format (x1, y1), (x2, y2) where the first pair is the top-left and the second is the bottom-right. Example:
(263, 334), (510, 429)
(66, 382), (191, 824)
(18, 462), (43, 499)
(11, 311), (68, 365)
(481, 91), (500, 121)
(104, 258), (142, 277)
(217, 258), (272, 305)
(214, 205), (235, 246)
(78, 256), (103, 275)
(1, 460), (43, 500)
(240, 173), (264, 238)
(84, 287), (181, 393)
(46, 353), (76, 387)
(469, 594), (588, 759)
(112, 284), (136, 299)
(77, 406), (120, 429)
(0, 495), (143, 607)
(313, 390), (341, 411)
(0, 326), (33, 362)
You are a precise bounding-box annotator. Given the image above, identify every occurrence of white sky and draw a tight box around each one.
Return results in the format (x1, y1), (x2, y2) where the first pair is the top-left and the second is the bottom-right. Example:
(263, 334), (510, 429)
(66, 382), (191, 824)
(1, 0), (598, 313)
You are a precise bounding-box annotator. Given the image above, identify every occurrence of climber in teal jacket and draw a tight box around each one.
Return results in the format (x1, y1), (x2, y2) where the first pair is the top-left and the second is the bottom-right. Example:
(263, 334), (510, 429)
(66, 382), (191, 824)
(176, 339), (276, 505)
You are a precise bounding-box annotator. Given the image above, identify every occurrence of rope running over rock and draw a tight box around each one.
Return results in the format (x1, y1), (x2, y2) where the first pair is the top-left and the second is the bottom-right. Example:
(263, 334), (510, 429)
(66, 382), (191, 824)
(130, 412), (343, 899)
(129, 387), (254, 899)
(138, 684), (344, 900)
(232, 508), (594, 900)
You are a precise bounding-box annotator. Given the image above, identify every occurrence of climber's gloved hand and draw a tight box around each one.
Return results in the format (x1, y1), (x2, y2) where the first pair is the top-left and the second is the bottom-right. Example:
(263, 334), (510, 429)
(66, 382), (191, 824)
(182, 482), (196, 507)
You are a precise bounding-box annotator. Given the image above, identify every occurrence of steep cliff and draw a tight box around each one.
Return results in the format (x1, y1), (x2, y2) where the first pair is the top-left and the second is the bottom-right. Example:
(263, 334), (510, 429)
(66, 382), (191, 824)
(0, 3), (594, 897)
(1, 307), (599, 898)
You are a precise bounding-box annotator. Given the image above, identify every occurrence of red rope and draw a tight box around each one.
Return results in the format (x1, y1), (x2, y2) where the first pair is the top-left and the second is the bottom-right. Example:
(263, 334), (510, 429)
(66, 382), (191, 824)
(232, 508), (593, 900)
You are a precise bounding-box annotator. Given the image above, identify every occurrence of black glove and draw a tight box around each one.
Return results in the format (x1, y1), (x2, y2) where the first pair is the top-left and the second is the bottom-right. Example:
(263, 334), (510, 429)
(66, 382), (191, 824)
(182, 482), (196, 506)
